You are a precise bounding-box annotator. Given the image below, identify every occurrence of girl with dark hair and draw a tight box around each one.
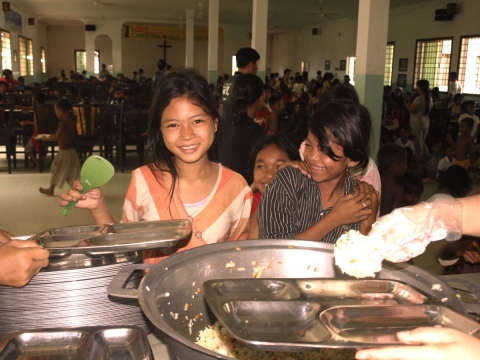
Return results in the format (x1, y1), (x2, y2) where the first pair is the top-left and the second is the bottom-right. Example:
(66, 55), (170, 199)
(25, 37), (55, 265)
(223, 73), (266, 182)
(60, 69), (251, 264)
(257, 100), (379, 243)
(247, 134), (301, 238)
(407, 79), (432, 166)
(39, 98), (80, 196)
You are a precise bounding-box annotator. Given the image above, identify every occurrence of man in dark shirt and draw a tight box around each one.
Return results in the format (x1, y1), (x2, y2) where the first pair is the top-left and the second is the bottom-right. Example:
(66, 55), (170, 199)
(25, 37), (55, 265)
(219, 47), (260, 162)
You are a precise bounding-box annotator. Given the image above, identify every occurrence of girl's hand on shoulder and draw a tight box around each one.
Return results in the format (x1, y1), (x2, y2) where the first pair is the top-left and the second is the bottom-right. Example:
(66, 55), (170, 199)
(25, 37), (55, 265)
(330, 191), (372, 225)
(278, 160), (311, 178)
(59, 180), (103, 210)
(355, 181), (380, 234)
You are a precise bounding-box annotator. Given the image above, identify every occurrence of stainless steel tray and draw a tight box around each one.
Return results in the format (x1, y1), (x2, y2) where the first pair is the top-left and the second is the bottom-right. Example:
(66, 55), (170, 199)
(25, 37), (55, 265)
(204, 278), (480, 351)
(30, 220), (191, 255)
(0, 326), (152, 360)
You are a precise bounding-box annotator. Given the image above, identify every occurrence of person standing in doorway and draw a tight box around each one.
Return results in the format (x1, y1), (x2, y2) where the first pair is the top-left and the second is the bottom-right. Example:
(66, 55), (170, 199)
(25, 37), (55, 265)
(219, 47), (260, 163)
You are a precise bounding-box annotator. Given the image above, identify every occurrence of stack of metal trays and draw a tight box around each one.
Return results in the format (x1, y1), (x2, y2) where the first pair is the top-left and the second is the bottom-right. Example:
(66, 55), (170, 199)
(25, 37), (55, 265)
(0, 326), (153, 359)
(0, 220), (192, 340)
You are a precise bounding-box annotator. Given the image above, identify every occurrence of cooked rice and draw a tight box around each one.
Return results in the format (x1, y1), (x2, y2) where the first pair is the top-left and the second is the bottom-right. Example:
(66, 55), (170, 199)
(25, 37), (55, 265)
(195, 321), (354, 360)
(334, 230), (386, 278)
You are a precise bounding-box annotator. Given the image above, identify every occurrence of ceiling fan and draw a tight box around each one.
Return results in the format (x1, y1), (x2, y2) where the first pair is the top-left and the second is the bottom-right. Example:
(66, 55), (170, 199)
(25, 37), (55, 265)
(316, 0), (339, 19)
(197, 2), (208, 20)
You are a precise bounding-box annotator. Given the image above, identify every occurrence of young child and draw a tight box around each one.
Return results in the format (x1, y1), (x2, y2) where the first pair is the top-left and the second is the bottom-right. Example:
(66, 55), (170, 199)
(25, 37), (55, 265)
(458, 101), (479, 143)
(378, 143), (407, 216)
(425, 139), (443, 180)
(396, 170), (424, 207)
(265, 94), (281, 135)
(60, 69), (251, 264)
(448, 93), (464, 141)
(395, 126), (415, 155)
(247, 134), (301, 238)
(257, 100), (378, 243)
(437, 145), (455, 183)
(39, 98), (81, 196)
(449, 117), (476, 170)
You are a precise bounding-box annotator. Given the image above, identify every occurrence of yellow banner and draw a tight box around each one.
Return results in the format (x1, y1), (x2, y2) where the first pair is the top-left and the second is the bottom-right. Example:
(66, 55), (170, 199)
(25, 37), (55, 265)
(122, 24), (224, 42)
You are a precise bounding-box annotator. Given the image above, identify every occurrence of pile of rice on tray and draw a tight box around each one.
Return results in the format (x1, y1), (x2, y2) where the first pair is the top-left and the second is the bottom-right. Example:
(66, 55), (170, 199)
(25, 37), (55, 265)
(195, 321), (355, 360)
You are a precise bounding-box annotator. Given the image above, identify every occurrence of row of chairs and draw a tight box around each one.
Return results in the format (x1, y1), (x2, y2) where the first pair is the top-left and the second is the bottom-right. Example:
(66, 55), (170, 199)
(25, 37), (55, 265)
(0, 98), (148, 174)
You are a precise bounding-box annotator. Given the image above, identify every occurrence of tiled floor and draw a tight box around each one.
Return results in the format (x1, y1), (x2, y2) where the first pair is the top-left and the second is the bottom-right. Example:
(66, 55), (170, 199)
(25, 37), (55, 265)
(0, 146), (450, 275)
(0, 147), (136, 236)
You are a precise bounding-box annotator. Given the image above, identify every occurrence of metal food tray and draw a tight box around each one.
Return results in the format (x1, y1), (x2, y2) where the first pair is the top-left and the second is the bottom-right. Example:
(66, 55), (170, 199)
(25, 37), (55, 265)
(0, 326), (152, 360)
(204, 278), (480, 351)
(30, 219), (192, 256)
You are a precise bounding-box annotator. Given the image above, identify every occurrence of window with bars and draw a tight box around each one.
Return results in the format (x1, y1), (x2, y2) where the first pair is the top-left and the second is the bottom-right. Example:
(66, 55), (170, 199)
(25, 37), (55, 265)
(26, 38), (33, 75)
(75, 49), (100, 74)
(0, 30), (11, 71)
(40, 47), (46, 73)
(18, 36), (26, 76)
(384, 42), (395, 86)
(458, 35), (480, 95)
(413, 37), (452, 92)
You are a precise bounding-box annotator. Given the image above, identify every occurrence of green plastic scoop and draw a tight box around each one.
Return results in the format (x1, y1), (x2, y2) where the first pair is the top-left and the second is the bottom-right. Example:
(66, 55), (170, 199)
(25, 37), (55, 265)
(61, 155), (115, 216)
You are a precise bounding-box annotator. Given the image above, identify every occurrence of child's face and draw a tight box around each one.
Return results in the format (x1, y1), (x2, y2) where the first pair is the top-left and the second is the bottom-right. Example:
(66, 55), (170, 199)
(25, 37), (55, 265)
(404, 192), (420, 206)
(304, 130), (356, 184)
(466, 104), (475, 115)
(0, 84), (7, 94)
(393, 156), (407, 177)
(446, 147), (455, 159)
(263, 89), (271, 102)
(253, 144), (290, 194)
(454, 98), (463, 106)
(160, 97), (217, 165)
(114, 90), (124, 99)
(271, 100), (281, 112)
(399, 129), (409, 141)
(431, 144), (441, 155)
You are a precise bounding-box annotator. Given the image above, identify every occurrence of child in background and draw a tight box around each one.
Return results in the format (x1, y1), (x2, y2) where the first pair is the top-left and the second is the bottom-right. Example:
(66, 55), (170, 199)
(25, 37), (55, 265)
(437, 145), (455, 184)
(448, 117), (476, 170)
(378, 143), (407, 216)
(395, 126), (415, 155)
(425, 139), (443, 181)
(458, 101), (479, 143)
(39, 98), (80, 196)
(254, 84), (272, 130)
(448, 93), (464, 141)
(60, 69), (251, 264)
(396, 170), (424, 206)
(247, 134), (301, 238)
(265, 94), (281, 135)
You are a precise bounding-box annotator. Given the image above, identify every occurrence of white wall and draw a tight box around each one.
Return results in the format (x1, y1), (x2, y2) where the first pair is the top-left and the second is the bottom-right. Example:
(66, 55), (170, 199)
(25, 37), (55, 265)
(46, 25), (85, 77)
(0, 4), (48, 84)
(270, 0), (480, 97)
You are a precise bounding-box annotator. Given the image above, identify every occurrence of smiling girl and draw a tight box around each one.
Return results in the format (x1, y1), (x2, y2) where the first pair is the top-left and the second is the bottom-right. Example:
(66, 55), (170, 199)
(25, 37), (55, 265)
(60, 69), (251, 263)
(257, 100), (378, 242)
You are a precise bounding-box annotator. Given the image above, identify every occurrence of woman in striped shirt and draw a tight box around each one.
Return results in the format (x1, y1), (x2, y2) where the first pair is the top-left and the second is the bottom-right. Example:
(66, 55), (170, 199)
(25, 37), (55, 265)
(257, 100), (379, 243)
(60, 69), (251, 263)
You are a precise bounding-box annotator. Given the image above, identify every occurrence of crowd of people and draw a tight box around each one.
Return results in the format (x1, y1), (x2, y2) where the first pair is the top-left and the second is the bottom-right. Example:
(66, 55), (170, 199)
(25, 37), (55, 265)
(1, 47), (480, 358)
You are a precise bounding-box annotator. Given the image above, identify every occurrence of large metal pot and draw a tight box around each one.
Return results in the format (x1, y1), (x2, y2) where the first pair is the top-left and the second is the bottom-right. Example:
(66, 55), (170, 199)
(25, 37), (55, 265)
(108, 240), (468, 360)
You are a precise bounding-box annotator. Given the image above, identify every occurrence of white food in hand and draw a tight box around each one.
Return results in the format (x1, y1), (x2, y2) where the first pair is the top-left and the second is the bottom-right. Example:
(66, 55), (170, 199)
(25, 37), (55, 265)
(334, 230), (387, 278)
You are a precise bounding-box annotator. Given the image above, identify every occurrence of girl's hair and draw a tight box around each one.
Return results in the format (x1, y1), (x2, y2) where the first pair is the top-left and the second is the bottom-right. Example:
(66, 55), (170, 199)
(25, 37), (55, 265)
(145, 69), (220, 198)
(416, 79), (431, 115)
(308, 100), (371, 172)
(54, 98), (73, 116)
(231, 73), (263, 124)
(280, 112), (309, 149)
(247, 134), (301, 181)
(441, 165), (470, 198)
(377, 143), (406, 174)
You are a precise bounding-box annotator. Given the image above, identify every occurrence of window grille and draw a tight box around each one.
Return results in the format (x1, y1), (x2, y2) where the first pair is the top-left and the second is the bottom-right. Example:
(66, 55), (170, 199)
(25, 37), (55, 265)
(413, 38), (452, 92)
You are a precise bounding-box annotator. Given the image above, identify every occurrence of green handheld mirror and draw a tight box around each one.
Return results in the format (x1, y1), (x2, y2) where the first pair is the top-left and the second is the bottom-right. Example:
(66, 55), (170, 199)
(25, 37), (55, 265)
(61, 155), (115, 216)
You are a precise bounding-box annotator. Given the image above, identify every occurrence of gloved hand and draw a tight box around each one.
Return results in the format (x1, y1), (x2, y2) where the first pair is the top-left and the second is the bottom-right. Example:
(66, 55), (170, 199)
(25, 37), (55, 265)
(369, 194), (463, 262)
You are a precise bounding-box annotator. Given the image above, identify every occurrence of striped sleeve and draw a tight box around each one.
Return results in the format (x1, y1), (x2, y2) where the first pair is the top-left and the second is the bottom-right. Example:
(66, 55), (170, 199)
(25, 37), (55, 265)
(257, 167), (302, 239)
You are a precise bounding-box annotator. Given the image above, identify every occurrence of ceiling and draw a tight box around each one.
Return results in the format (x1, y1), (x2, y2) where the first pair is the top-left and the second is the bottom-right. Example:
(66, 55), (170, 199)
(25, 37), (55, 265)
(12, 0), (442, 29)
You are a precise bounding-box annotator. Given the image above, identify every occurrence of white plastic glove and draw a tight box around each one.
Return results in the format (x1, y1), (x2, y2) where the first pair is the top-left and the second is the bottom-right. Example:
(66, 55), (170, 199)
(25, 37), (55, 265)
(369, 194), (463, 262)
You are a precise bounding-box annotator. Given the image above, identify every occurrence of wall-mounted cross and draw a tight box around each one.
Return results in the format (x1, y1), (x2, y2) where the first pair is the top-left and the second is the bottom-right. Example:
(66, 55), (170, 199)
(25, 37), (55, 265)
(158, 40), (172, 64)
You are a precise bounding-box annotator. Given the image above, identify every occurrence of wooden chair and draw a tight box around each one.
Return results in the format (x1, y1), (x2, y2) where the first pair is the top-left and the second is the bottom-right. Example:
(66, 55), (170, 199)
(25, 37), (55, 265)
(37, 103), (58, 172)
(72, 103), (104, 163)
(0, 104), (17, 173)
(104, 101), (145, 173)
